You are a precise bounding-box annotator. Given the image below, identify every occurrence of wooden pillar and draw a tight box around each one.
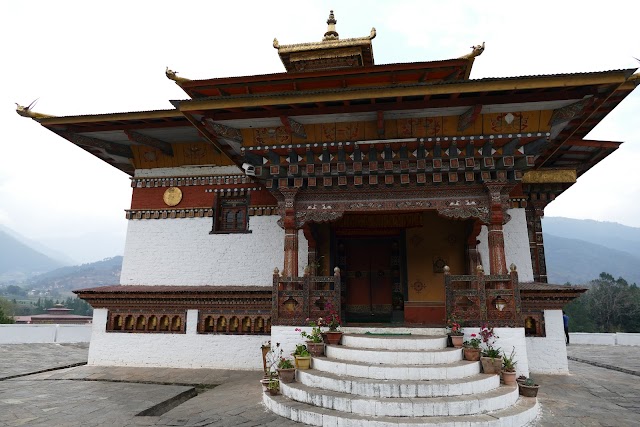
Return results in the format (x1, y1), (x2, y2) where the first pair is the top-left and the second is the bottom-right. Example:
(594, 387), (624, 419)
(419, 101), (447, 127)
(303, 224), (317, 276)
(465, 220), (483, 274)
(525, 202), (548, 283)
(280, 188), (299, 277)
(484, 182), (509, 276)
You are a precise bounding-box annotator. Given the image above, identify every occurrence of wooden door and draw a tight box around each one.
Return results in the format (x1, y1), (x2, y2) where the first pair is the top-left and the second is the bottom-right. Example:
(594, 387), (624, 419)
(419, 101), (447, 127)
(343, 238), (394, 322)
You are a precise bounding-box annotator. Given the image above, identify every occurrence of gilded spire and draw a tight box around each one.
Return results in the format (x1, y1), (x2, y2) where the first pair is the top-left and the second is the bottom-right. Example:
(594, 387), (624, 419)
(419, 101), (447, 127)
(323, 10), (339, 41)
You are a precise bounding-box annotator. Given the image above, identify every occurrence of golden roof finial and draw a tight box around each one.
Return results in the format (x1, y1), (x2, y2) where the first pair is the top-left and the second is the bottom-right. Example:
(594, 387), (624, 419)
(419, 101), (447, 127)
(459, 42), (485, 60)
(15, 99), (54, 120)
(165, 67), (190, 84)
(323, 10), (339, 41)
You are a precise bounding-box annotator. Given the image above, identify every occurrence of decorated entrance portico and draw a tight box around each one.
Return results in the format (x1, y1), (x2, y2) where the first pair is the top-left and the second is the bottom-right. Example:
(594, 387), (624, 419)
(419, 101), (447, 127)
(270, 175), (522, 327)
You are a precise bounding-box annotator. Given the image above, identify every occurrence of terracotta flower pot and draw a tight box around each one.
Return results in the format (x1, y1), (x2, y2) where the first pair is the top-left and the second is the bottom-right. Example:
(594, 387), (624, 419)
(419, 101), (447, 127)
(480, 356), (502, 374)
(295, 355), (311, 370)
(502, 370), (517, 385)
(306, 341), (324, 356)
(463, 347), (481, 361)
(450, 335), (464, 348)
(519, 383), (539, 397)
(323, 331), (343, 345)
(277, 368), (296, 383)
(268, 386), (279, 396)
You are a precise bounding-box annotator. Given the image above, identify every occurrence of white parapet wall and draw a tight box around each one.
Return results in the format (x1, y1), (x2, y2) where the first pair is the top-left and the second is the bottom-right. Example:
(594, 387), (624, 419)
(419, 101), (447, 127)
(477, 208), (534, 281)
(120, 215), (308, 286)
(569, 332), (640, 346)
(462, 327), (530, 377)
(526, 309), (569, 374)
(0, 324), (92, 344)
(87, 309), (265, 369)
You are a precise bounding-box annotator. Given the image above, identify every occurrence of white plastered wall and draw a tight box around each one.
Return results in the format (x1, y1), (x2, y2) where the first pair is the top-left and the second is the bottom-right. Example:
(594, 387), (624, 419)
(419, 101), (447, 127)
(477, 208), (533, 281)
(120, 216), (308, 286)
(88, 309), (266, 369)
(526, 309), (569, 374)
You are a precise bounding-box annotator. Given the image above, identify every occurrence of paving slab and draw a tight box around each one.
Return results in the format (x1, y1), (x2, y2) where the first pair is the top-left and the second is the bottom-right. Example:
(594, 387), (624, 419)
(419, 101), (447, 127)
(1, 343), (640, 426)
(0, 343), (88, 379)
(567, 344), (640, 374)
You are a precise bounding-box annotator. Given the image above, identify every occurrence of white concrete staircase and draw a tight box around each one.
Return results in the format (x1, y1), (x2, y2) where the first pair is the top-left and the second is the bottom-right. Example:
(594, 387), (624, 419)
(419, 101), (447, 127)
(263, 333), (539, 426)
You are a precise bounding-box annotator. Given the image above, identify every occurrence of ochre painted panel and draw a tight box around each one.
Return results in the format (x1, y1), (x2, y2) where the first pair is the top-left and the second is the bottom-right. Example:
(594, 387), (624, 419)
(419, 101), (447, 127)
(405, 212), (466, 303)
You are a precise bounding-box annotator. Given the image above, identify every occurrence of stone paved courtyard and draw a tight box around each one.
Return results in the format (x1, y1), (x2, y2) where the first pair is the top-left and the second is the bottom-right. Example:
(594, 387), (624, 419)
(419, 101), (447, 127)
(0, 343), (638, 426)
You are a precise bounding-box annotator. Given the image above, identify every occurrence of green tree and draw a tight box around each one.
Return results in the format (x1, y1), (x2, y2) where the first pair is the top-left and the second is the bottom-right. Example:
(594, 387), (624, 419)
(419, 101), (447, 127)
(567, 273), (640, 333)
(0, 297), (15, 323)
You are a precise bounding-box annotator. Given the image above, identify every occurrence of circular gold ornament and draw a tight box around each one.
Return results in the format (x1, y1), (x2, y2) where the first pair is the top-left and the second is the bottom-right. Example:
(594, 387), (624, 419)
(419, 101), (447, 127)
(163, 187), (182, 207)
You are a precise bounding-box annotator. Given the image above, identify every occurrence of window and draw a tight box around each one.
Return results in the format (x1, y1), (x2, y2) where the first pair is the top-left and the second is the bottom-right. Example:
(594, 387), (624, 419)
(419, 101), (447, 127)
(210, 197), (250, 234)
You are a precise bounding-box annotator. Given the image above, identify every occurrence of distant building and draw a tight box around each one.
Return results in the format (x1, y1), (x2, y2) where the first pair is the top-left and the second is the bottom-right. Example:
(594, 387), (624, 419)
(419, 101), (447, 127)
(30, 304), (92, 324)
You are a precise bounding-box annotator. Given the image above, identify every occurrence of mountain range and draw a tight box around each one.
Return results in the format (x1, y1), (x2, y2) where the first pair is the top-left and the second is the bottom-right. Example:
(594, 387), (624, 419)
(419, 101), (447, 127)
(0, 217), (639, 287)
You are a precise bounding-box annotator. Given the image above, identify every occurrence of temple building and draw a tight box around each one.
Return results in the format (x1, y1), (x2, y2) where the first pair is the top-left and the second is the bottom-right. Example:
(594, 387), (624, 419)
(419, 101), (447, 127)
(19, 12), (638, 378)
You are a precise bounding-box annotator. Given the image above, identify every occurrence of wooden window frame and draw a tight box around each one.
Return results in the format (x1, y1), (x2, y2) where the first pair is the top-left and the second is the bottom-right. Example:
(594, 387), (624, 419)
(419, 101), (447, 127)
(210, 196), (251, 234)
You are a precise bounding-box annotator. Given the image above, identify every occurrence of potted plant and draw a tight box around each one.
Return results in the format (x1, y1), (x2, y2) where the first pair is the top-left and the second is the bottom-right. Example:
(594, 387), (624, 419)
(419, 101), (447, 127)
(501, 347), (517, 385)
(267, 378), (280, 396)
(518, 377), (539, 397)
(479, 324), (502, 374)
(322, 302), (343, 345)
(447, 316), (464, 348)
(462, 333), (482, 361)
(296, 320), (324, 356)
(277, 357), (296, 383)
(292, 344), (311, 369)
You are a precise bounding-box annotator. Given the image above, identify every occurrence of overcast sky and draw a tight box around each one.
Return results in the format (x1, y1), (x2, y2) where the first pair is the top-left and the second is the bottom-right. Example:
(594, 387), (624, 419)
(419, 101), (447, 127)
(1, 1), (639, 264)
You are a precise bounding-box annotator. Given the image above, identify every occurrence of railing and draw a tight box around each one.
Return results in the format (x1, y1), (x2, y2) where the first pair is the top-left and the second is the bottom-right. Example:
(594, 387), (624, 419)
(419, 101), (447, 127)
(444, 264), (523, 327)
(271, 267), (342, 326)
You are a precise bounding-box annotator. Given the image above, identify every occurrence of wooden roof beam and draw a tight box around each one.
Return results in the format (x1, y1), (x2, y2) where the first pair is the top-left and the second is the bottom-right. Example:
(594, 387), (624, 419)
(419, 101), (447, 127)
(564, 139), (621, 149)
(124, 130), (173, 156)
(54, 130), (133, 158)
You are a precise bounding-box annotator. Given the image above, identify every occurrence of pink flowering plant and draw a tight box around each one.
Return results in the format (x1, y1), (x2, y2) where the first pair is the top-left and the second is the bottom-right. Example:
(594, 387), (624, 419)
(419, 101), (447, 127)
(479, 324), (501, 359)
(296, 319), (323, 343)
(324, 302), (341, 331)
(447, 315), (463, 336)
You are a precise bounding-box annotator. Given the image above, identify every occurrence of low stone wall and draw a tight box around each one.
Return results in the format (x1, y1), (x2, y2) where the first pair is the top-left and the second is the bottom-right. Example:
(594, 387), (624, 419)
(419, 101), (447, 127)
(87, 309), (266, 370)
(570, 332), (640, 346)
(0, 324), (92, 344)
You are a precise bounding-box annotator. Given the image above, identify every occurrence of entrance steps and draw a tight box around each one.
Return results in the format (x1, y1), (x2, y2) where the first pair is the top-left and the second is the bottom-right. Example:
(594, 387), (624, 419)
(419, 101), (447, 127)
(263, 333), (539, 426)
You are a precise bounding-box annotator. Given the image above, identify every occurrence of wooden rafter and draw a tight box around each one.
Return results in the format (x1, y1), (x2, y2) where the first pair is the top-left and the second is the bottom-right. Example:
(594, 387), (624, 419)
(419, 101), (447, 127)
(124, 130), (174, 156)
(54, 130), (133, 158)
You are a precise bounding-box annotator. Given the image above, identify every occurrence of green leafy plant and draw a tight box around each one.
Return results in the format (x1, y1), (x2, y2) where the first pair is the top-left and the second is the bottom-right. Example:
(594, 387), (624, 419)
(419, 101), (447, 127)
(524, 377), (536, 387)
(268, 378), (279, 391)
(479, 324), (501, 359)
(277, 357), (294, 369)
(293, 344), (310, 357)
(296, 321), (323, 343)
(502, 347), (517, 372)
(463, 333), (481, 349)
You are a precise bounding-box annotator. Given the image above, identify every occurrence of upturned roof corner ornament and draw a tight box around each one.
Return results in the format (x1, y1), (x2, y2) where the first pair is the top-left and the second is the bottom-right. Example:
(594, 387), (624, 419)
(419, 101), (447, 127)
(15, 99), (54, 120)
(459, 42), (485, 60)
(165, 67), (190, 84)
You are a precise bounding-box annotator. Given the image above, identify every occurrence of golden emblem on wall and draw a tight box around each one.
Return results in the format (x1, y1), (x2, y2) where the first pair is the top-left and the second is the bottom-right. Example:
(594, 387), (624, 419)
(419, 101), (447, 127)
(163, 187), (183, 207)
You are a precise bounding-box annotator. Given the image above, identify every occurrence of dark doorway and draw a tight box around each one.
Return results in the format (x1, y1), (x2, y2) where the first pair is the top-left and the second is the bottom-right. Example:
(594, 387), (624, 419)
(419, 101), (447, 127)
(336, 237), (402, 323)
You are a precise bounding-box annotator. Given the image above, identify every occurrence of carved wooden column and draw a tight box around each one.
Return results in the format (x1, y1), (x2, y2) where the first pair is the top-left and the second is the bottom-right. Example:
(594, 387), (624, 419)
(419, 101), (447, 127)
(302, 224), (317, 276)
(280, 188), (299, 277)
(525, 202), (548, 283)
(465, 220), (483, 274)
(484, 182), (510, 277)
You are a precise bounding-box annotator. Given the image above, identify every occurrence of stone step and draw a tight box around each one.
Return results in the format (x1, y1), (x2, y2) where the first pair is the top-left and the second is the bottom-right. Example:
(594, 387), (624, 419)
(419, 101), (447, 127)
(324, 345), (463, 365)
(341, 334), (448, 351)
(311, 357), (480, 380)
(263, 392), (539, 427)
(281, 382), (518, 417)
(296, 369), (500, 398)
